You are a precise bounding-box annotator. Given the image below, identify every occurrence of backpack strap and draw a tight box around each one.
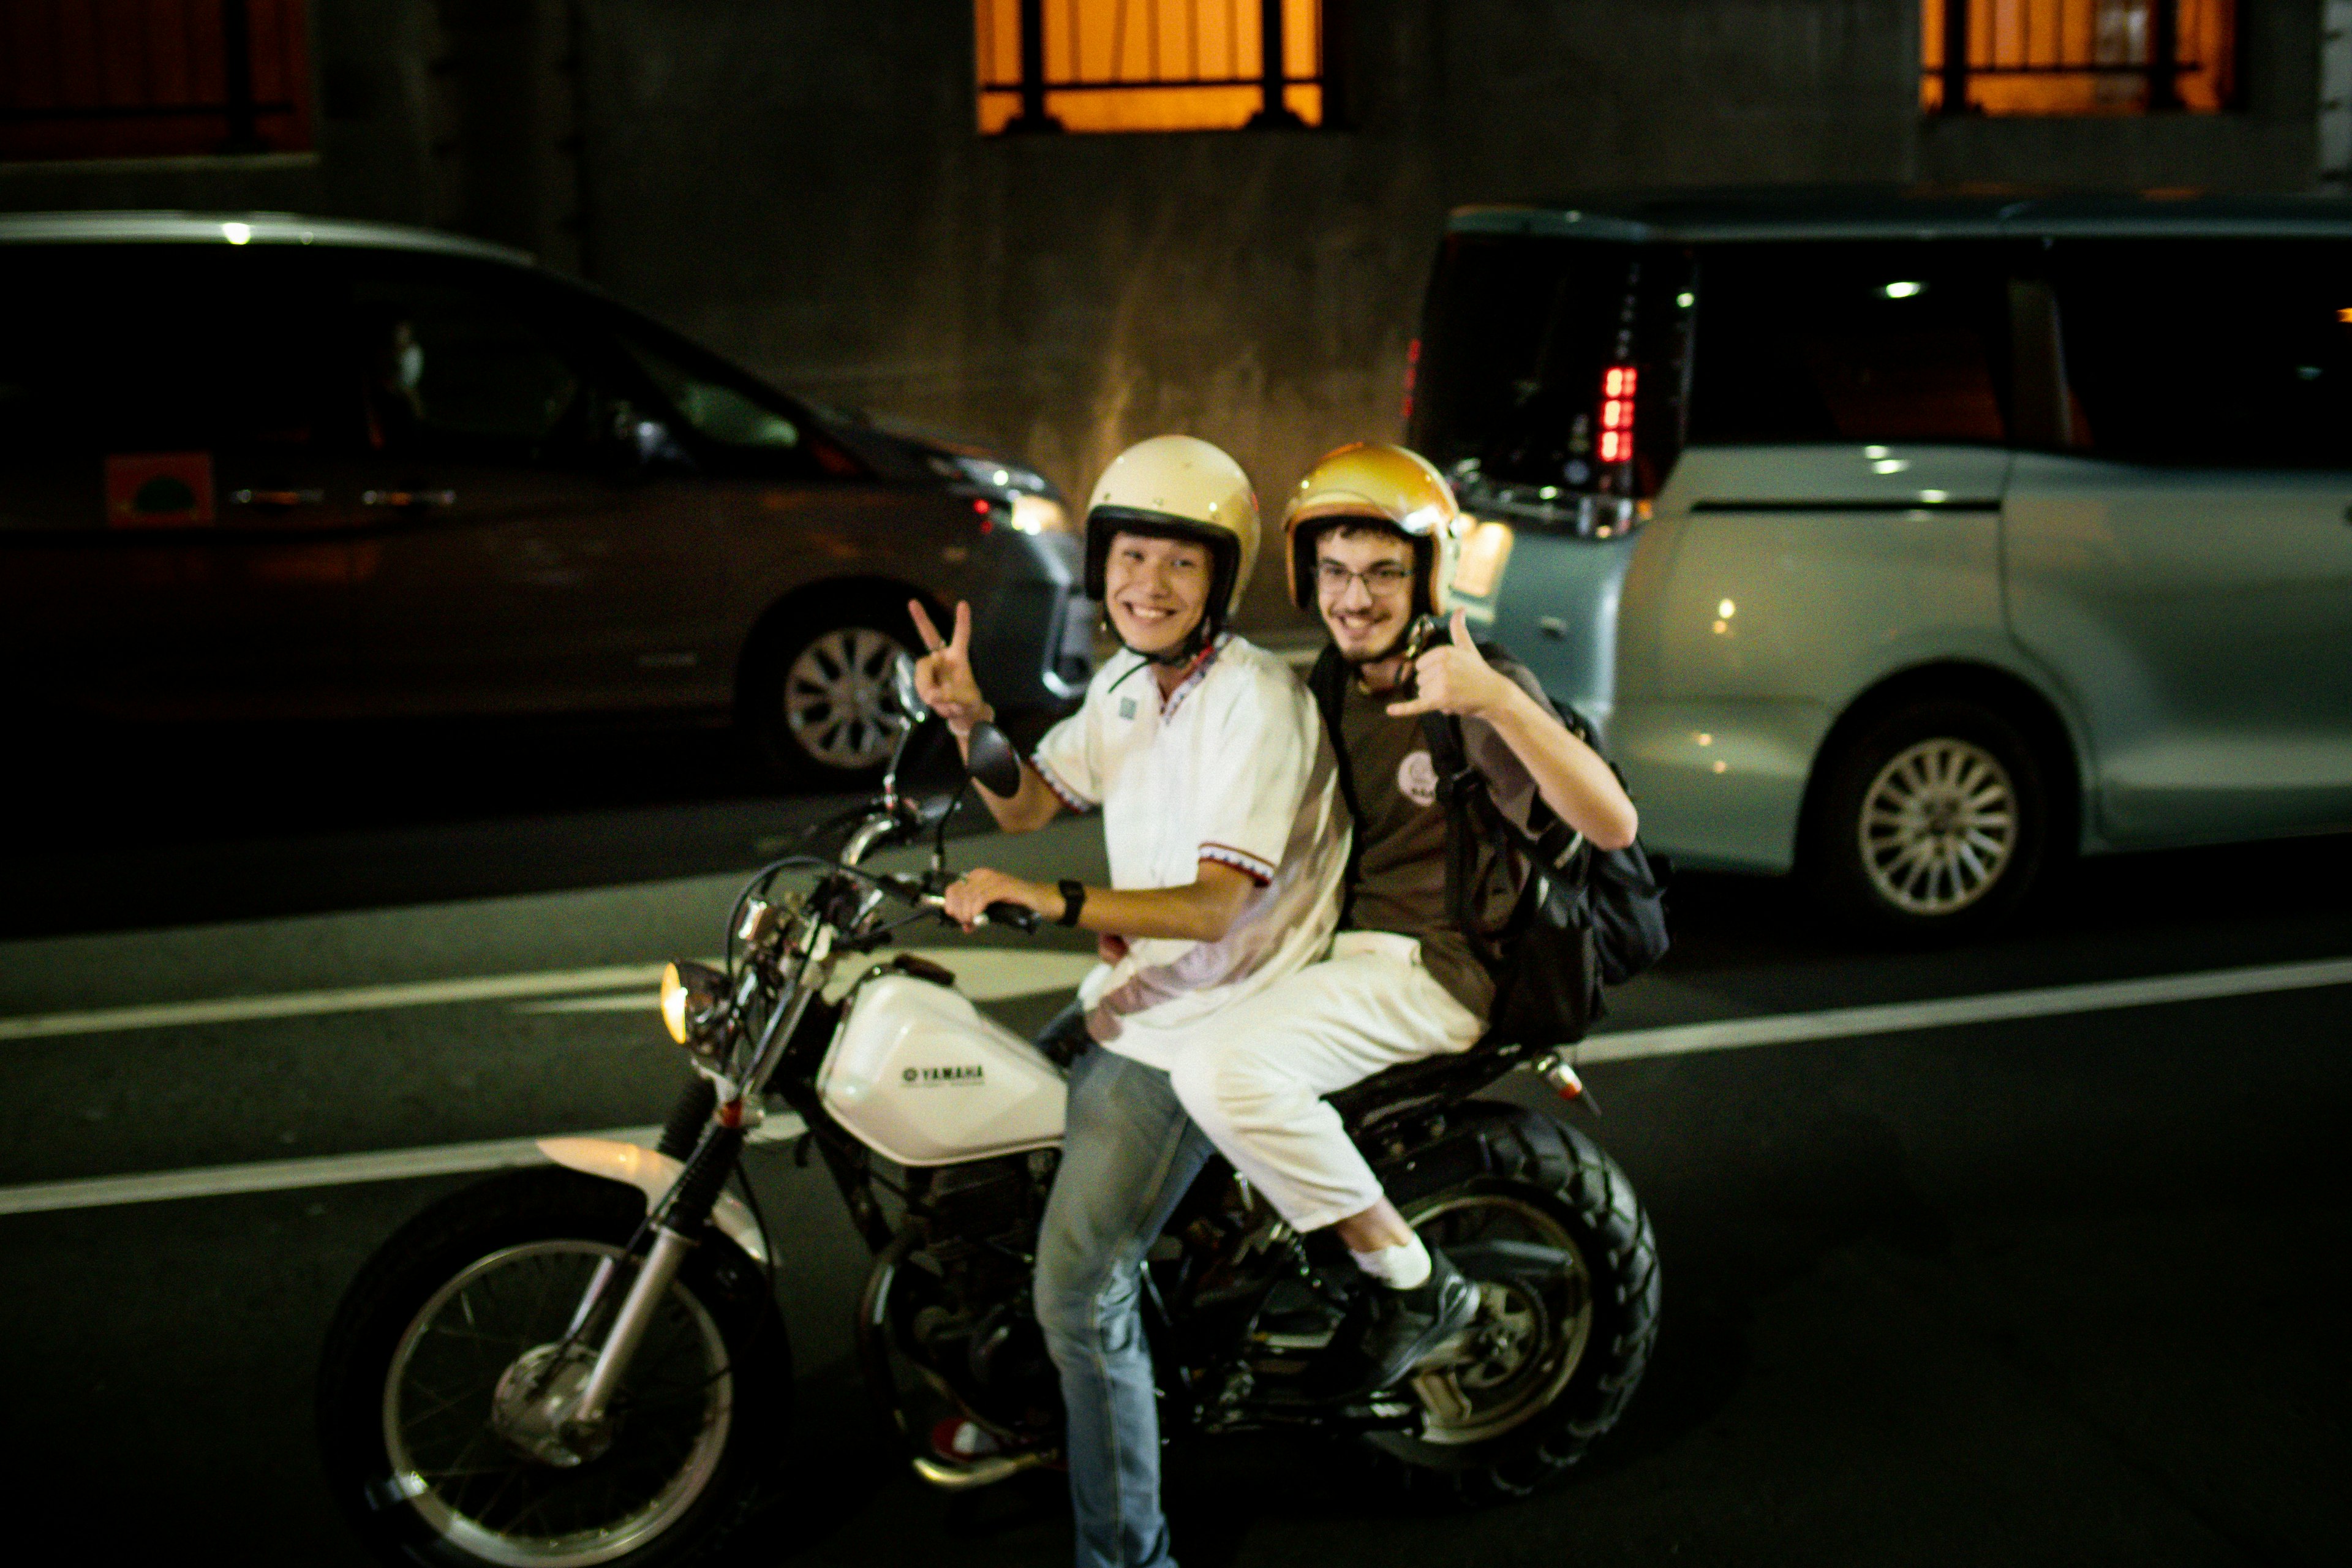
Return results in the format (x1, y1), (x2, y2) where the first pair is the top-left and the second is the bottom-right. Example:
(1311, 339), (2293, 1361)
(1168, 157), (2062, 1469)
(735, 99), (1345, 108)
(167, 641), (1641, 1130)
(1420, 707), (1510, 970)
(1307, 644), (1367, 927)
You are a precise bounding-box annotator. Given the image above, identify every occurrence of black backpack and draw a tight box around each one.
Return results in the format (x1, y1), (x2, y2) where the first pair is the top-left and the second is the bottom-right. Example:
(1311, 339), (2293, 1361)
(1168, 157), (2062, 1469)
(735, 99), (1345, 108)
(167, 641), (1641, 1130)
(1308, 639), (1671, 1047)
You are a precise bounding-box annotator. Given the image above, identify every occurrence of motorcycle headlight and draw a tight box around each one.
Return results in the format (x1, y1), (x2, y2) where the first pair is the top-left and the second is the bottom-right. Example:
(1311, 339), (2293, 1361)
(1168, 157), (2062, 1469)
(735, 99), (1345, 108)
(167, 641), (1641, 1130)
(659, 960), (731, 1057)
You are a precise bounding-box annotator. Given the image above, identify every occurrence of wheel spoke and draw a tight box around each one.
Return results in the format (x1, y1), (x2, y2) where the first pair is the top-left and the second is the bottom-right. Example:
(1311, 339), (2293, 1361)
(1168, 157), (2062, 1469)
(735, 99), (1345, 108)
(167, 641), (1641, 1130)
(381, 1238), (736, 1558)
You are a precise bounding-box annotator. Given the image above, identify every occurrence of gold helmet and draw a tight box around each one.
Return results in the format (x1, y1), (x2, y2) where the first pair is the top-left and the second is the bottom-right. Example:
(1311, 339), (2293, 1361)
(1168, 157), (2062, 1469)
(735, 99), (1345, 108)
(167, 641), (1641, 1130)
(1084, 435), (1261, 644)
(1281, 442), (1460, 617)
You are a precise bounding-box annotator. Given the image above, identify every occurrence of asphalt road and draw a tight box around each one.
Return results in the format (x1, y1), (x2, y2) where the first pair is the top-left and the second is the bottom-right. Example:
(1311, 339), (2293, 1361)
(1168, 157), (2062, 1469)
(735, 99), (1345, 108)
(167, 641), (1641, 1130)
(3, 723), (2349, 1566)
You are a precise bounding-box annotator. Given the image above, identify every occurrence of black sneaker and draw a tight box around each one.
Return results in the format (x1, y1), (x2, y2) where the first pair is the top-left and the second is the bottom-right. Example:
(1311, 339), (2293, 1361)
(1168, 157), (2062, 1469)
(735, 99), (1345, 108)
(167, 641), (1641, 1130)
(1355, 1246), (1481, 1393)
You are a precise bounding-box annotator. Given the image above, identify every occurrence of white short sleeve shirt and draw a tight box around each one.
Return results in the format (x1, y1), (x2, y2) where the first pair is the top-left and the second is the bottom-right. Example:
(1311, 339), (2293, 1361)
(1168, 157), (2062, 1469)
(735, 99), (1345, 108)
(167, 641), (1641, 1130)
(1031, 634), (1346, 1070)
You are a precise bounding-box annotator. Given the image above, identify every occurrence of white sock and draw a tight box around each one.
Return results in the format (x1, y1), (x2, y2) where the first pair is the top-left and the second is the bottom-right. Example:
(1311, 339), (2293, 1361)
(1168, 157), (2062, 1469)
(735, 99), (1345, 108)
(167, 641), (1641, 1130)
(1349, 1234), (1432, 1290)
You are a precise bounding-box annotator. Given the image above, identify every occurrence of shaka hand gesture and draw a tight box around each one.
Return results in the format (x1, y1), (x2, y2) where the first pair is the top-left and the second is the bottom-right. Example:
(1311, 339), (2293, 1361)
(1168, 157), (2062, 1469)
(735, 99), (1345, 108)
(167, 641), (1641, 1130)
(1385, 609), (1516, 723)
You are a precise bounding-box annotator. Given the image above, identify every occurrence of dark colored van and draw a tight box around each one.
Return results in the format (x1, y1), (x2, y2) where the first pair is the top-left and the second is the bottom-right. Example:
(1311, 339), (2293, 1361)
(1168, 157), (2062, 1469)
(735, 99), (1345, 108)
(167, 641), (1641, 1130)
(1409, 192), (2352, 933)
(0, 212), (1091, 782)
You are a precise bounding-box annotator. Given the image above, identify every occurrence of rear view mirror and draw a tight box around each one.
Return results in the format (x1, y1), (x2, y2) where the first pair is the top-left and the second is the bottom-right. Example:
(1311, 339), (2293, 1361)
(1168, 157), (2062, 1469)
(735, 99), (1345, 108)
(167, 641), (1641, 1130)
(965, 723), (1023, 799)
(891, 653), (931, 728)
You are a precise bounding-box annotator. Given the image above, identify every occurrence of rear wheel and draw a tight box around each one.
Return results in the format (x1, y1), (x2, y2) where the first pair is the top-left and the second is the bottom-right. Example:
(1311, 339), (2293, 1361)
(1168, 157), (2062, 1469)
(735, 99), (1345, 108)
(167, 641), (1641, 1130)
(319, 1169), (788, 1568)
(1806, 698), (2051, 939)
(739, 595), (919, 786)
(1362, 1105), (1659, 1505)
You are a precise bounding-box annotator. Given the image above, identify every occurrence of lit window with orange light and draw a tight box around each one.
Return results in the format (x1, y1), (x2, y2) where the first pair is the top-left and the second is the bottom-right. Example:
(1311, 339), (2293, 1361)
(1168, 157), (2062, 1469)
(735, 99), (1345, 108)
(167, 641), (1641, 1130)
(976, 0), (1327, 134)
(1921, 0), (2235, 117)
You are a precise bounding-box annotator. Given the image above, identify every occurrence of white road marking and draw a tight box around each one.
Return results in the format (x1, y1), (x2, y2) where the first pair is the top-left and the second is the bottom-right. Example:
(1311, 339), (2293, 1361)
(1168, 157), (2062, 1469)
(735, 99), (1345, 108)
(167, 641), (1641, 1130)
(0, 1112), (809, 1218)
(0, 964), (669, 1042)
(520, 995), (677, 1015)
(1574, 954), (2352, 1065)
(0, 947), (1098, 1042)
(1, 954), (2344, 1217)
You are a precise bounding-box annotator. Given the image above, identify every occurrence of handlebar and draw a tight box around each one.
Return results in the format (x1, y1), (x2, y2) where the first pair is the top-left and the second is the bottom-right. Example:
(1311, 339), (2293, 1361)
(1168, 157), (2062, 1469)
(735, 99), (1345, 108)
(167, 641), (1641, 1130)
(908, 889), (1043, 933)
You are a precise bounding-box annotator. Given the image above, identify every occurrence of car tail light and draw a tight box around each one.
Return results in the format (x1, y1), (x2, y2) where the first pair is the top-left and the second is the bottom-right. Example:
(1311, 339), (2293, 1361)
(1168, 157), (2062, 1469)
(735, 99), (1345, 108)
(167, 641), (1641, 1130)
(1401, 337), (1420, 426)
(1597, 364), (1637, 467)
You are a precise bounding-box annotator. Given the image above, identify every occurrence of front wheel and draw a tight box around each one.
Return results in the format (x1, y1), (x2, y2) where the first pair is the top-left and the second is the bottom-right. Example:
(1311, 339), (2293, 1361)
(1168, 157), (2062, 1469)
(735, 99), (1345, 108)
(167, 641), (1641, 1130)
(1363, 1104), (1660, 1505)
(318, 1169), (789, 1568)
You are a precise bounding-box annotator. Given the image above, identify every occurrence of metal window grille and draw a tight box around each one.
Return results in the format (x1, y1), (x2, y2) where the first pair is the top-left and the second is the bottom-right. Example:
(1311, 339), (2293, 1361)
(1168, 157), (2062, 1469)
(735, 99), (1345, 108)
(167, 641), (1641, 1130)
(1922, 0), (2237, 115)
(0, 0), (311, 162)
(976, 0), (1333, 134)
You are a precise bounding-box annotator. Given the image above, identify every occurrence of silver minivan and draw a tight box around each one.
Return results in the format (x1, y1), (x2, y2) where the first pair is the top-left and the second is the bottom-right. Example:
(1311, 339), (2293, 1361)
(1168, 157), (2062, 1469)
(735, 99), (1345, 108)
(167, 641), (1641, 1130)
(1409, 192), (2352, 934)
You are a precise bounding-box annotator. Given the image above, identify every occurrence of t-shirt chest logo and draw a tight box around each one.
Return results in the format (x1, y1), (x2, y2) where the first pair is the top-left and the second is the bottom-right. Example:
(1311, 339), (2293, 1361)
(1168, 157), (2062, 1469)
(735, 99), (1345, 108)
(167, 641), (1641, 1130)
(1396, 748), (1439, 808)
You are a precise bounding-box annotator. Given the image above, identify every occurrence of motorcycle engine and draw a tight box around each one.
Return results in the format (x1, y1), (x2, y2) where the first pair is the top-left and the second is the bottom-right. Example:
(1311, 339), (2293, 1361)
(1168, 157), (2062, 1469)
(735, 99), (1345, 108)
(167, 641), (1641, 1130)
(894, 1152), (1062, 1440)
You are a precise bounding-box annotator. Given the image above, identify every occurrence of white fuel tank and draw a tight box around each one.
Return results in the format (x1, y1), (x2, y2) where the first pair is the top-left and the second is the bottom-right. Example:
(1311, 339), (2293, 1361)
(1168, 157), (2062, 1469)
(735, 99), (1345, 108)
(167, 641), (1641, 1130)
(818, 974), (1067, 1166)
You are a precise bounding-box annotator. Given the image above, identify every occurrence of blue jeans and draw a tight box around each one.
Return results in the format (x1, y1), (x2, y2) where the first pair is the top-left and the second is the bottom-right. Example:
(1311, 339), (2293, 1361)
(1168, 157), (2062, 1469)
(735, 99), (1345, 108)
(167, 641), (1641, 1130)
(1034, 1033), (1216, 1568)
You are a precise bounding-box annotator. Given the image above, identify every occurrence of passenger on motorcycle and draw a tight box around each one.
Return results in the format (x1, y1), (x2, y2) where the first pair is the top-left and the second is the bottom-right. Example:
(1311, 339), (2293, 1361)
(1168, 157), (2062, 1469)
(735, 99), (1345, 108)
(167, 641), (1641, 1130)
(908, 434), (1346, 1568)
(1166, 442), (1641, 1393)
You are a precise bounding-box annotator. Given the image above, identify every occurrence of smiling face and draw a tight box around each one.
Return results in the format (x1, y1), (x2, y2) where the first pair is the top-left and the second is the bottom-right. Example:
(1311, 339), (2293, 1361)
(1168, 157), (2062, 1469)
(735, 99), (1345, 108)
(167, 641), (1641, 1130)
(1314, 523), (1420, 664)
(1102, 530), (1214, 658)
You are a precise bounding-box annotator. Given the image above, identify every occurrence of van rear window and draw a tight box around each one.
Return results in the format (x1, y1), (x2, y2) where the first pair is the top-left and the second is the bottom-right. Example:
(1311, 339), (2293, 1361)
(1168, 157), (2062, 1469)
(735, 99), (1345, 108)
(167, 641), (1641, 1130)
(1688, 243), (2011, 447)
(1409, 234), (1681, 518)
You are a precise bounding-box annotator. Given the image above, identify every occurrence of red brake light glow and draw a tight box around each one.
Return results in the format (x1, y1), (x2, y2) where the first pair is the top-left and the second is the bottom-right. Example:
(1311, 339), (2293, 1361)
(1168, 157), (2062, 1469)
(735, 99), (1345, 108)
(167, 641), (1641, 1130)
(1597, 363), (1637, 469)
(1401, 337), (1421, 424)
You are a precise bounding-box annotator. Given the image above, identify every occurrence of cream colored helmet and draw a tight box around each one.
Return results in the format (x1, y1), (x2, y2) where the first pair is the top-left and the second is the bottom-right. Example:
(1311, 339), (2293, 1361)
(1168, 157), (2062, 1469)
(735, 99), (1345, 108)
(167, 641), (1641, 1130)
(1282, 442), (1460, 617)
(1084, 435), (1261, 640)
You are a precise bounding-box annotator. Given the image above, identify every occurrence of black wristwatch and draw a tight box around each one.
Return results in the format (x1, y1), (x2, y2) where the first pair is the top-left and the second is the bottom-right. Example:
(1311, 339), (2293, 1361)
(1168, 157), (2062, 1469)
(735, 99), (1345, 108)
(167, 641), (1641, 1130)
(1057, 879), (1087, 927)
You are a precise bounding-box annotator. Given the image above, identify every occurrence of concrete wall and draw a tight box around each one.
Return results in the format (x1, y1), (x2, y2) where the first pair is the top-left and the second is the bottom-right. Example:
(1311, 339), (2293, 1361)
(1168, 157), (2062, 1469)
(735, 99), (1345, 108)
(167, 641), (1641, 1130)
(2, 0), (2324, 628)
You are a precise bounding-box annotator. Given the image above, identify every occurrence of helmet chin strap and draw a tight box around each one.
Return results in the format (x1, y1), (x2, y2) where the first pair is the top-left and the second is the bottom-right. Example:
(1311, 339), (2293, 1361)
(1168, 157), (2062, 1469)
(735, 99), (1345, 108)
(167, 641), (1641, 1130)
(1120, 617), (1216, 666)
(1104, 611), (1221, 695)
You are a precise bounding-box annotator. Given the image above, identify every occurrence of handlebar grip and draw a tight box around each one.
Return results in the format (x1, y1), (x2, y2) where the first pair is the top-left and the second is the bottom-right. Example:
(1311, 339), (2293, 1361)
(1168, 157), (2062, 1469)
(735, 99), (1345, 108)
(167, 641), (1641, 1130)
(983, 901), (1043, 933)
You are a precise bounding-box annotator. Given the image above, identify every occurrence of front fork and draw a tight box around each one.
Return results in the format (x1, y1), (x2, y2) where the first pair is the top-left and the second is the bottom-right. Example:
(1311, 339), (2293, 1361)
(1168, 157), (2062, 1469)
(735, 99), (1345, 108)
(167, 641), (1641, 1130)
(527, 1080), (739, 1441)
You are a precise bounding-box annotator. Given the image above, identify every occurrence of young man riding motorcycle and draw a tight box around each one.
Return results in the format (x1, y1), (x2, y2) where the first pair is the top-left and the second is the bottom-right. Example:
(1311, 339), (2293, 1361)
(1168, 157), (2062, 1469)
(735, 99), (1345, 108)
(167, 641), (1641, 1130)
(1165, 442), (1641, 1393)
(907, 434), (1346, 1568)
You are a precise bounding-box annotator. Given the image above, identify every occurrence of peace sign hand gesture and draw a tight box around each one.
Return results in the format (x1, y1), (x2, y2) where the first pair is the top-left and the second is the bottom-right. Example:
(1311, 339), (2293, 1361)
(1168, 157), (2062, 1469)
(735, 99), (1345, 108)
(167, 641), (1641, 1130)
(1385, 609), (1516, 722)
(908, 600), (993, 736)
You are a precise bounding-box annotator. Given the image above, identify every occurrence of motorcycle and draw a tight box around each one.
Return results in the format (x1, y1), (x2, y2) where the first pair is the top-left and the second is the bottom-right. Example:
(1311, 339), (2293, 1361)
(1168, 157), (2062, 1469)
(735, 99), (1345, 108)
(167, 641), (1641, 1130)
(318, 660), (1662, 1567)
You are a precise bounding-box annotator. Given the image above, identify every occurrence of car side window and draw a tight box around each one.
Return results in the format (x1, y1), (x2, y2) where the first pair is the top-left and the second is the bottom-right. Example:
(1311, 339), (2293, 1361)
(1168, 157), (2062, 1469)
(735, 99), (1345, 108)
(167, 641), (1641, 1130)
(615, 330), (801, 451)
(345, 262), (597, 456)
(1690, 242), (2011, 445)
(2051, 240), (2352, 467)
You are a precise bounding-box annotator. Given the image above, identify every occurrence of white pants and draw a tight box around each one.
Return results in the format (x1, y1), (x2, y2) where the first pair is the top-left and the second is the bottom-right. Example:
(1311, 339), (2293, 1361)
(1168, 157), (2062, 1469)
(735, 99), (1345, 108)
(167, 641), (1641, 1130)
(1166, 930), (1484, 1232)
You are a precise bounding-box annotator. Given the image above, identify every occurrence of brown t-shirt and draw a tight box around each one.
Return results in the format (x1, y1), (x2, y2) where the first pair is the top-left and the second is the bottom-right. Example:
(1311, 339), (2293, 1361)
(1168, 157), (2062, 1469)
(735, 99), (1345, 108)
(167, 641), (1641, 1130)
(1335, 660), (1552, 1020)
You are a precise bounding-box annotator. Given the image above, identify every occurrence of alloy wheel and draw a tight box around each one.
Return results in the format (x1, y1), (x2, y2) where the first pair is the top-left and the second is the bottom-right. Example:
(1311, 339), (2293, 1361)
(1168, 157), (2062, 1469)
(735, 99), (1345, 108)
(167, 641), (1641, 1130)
(1858, 737), (2018, 916)
(783, 626), (910, 771)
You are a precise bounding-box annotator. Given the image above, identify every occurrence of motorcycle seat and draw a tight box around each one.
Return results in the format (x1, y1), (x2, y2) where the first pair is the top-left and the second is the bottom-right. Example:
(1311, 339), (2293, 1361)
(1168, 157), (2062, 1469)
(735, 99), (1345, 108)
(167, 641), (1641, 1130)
(1328, 1035), (1536, 1136)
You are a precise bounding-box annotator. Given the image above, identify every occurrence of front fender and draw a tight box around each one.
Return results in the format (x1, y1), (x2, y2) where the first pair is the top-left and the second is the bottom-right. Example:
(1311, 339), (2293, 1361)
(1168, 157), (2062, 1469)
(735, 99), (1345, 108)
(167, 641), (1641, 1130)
(537, 1136), (770, 1265)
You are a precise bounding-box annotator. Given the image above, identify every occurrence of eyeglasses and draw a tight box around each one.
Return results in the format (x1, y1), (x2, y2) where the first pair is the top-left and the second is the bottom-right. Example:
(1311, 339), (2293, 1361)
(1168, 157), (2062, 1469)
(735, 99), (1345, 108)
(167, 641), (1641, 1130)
(1315, 560), (1415, 595)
